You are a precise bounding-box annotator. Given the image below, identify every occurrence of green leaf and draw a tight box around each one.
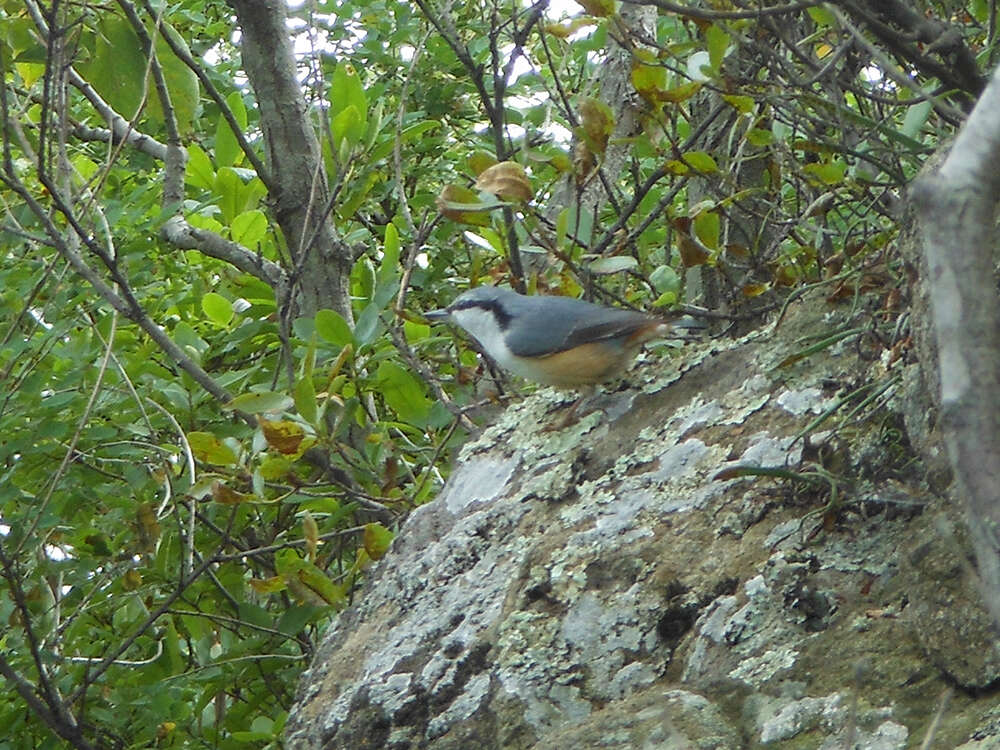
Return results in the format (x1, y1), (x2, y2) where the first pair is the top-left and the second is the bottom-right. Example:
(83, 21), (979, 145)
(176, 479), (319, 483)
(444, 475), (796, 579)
(362, 522), (394, 560)
(258, 455), (293, 481)
(706, 25), (730, 72)
(185, 146), (216, 191)
(276, 605), (323, 637)
(901, 99), (932, 139)
(578, 96), (614, 155)
(588, 256), (638, 274)
(224, 391), (295, 414)
(380, 223), (400, 284)
(215, 91), (248, 167)
(338, 171), (380, 221)
(187, 432), (239, 466)
(680, 151), (718, 173)
(353, 303), (381, 347)
(653, 291), (678, 307)
(693, 211), (720, 250)
(201, 292), (234, 326)
(329, 62), (367, 151)
(275, 549), (345, 606)
(315, 309), (353, 347)
(631, 56), (667, 101)
(155, 25), (200, 133)
(78, 16), (148, 121)
(231, 209), (268, 247)
(215, 167), (242, 224)
(468, 150), (498, 175)
(376, 361), (430, 425)
(560, 203), (594, 246)
(722, 94), (754, 114)
(331, 105), (364, 149)
(404, 320), (431, 343)
(368, 121), (440, 161)
(807, 5), (836, 26)
(353, 256), (377, 303)
(172, 321), (208, 360)
(250, 716), (274, 736)
(650, 265), (680, 294)
(661, 81), (702, 103)
(294, 375), (317, 425)
(576, 0), (615, 17)
(330, 62), (367, 129)
(803, 160), (846, 186)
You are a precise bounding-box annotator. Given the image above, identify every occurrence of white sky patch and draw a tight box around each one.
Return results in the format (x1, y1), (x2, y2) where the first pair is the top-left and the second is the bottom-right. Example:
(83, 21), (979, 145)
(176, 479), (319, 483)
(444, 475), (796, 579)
(546, 120), (573, 145)
(862, 65), (883, 83)
(29, 307), (53, 329)
(463, 231), (498, 252)
(506, 50), (536, 85)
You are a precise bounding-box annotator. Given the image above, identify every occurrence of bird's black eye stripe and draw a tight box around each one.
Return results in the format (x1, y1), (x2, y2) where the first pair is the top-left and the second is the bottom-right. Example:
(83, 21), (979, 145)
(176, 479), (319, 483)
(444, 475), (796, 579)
(450, 298), (513, 329)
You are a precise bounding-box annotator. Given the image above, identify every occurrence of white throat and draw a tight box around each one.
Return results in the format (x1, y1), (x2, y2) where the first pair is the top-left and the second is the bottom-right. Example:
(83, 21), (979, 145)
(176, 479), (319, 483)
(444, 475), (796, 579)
(450, 307), (518, 370)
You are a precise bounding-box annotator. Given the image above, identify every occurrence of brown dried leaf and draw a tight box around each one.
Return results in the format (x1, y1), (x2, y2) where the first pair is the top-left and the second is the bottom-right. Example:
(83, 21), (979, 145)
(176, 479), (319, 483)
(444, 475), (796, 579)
(474, 161), (533, 202)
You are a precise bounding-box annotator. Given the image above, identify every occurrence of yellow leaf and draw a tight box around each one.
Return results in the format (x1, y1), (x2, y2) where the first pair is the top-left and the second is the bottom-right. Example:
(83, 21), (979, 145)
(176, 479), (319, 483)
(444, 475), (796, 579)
(303, 511), (320, 562)
(575, 0), (615, 17)
(122, 569), (143, 591)
(156, 723), (176, 741)
(211, 480), (251, 504)
(578, 97), (613, 155)
(742, 282), (769, 298)
(259, 418), (306, 455)
(249, 576), (287, 594)
(136, 501), (161, 552)
(474, 161), (533, 202)
(435, 184), (492, 226)
(660, 81), (702, 103)
(467, 150), (498, 176)
(186, 431), (239, 466)
(363, 522), (394, 560)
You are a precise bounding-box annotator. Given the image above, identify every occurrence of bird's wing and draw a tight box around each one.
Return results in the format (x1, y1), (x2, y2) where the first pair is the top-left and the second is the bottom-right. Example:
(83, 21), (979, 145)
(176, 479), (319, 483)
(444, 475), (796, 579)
(563, 312), (658, 348)
(506, 297), (655, 357)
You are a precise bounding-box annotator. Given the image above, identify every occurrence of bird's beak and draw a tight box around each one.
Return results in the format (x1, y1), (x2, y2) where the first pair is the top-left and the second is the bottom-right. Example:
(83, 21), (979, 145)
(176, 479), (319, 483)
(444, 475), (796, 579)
(423, 308), (451, 323)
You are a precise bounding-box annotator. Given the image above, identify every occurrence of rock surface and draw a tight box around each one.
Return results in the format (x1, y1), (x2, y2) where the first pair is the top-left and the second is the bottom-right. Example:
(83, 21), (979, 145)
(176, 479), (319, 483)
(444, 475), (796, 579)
(286, 296), (1000, 749)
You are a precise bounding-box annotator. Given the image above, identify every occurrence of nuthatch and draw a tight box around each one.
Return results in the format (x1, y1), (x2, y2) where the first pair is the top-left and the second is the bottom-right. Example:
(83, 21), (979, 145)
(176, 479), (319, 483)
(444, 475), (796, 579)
(424, 286), (673, 388)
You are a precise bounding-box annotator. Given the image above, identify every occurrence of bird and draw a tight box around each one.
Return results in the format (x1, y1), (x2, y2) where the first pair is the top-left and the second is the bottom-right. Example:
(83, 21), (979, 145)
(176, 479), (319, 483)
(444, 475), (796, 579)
(423, 285), (675, 389)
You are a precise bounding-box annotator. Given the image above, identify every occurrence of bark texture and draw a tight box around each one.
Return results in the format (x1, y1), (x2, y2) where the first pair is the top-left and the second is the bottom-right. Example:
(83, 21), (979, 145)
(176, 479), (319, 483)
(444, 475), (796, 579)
(228, 0), (353, 320)
(912, 63), (1000, 627)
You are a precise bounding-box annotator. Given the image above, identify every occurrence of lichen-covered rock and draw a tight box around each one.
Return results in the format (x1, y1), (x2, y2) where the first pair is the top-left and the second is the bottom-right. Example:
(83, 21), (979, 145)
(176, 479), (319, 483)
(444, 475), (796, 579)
(286, 297), (1000, 750)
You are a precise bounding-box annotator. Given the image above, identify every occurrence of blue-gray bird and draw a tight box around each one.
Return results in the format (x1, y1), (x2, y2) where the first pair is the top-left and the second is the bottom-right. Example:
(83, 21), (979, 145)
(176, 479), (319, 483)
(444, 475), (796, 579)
(424, 286), (672, 388)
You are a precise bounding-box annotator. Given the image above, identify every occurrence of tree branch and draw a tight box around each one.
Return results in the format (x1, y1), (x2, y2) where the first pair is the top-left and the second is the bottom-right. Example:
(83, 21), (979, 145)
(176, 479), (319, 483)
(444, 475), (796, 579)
(912, 63), (1000, 627)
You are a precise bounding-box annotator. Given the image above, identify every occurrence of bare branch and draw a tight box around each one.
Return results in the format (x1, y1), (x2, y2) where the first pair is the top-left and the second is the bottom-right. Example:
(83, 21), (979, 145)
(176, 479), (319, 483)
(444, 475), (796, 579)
(620, 0), (821, 20)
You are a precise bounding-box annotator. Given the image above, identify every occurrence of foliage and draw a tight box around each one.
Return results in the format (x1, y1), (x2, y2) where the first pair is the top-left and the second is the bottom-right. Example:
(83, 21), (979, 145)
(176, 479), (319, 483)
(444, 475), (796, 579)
(0, 0), (992, 746)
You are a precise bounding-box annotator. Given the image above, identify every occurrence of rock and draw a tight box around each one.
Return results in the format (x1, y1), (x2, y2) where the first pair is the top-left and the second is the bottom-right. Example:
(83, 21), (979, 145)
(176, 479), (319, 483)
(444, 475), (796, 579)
(286, 296), (997, 749)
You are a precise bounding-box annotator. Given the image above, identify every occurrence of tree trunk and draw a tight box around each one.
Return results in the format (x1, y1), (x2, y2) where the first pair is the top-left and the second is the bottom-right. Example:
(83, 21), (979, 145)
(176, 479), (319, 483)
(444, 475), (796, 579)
(912, 64), (1000, 627)
(228, 0), (353, 321)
